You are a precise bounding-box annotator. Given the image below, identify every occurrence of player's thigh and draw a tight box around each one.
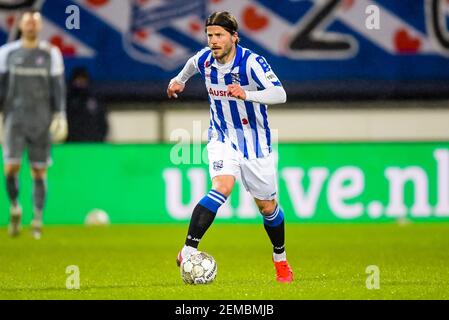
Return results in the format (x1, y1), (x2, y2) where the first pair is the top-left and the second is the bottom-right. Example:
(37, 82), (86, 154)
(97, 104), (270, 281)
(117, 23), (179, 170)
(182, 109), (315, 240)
(207, 139), (240, 179)
(27, 131), (52, 169)
(240, 153), (278, 201)
(2, 120), (26, 166)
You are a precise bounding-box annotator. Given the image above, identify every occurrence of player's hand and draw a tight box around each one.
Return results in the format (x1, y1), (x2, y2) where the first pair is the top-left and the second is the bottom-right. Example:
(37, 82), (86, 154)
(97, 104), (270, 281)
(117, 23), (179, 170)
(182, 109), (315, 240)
(167, 79), (185, 99)
(49, 112), (68, 143)
(227, 84), (246, 100)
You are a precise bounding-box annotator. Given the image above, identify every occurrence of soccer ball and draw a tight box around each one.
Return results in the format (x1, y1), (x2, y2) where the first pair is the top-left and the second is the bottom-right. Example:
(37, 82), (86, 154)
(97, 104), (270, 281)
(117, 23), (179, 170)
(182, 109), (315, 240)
(180, 251), (217, 284)
(85, 209), (110, 226)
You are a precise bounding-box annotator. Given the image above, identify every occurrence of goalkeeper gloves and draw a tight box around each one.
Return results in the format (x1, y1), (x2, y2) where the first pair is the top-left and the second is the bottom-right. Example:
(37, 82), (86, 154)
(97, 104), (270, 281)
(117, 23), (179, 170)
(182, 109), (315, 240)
(49, 112), (68, 142)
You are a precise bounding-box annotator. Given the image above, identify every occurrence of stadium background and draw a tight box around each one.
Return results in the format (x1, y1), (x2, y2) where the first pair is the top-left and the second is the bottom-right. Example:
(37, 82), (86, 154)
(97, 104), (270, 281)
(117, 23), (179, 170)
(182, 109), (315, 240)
(1, 0), (448, 225)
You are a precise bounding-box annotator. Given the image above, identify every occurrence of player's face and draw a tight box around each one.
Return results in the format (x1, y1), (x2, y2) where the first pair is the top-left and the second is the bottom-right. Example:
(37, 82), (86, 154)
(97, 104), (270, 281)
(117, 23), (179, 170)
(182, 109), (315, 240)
(207, 25), (237, 62)
(20, 12), (42, 41)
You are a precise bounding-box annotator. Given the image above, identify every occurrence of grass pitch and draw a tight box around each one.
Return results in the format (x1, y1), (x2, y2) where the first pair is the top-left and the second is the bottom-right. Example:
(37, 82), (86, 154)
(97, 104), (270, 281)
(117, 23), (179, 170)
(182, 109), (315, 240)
(0, 223), (448, 300)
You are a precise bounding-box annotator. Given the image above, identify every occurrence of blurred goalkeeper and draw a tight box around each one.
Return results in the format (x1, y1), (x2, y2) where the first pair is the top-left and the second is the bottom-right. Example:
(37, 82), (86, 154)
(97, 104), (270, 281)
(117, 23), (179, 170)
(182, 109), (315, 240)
(0, 10), (67, 239)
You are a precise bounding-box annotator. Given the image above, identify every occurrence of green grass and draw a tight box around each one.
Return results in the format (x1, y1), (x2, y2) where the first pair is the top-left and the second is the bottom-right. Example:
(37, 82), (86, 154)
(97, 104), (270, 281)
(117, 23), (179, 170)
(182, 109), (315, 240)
(0, 223), (449, 299)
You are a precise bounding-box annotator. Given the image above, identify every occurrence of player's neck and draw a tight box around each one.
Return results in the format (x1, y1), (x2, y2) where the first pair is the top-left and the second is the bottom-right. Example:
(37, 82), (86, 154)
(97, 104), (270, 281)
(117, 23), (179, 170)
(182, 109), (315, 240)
(216, 45), (236, 65)
(21, 37), (39, 49)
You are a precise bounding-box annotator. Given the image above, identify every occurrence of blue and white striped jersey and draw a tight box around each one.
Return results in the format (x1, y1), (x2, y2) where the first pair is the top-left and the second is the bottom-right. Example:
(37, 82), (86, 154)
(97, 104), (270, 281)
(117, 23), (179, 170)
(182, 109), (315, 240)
(192, 45), (283, 160)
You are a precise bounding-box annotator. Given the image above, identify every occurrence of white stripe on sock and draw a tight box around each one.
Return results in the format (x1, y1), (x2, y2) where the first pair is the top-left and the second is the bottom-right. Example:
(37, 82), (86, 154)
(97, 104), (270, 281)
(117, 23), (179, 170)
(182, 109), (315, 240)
(265, 211), (279, 221)
(264, 206), (280, 221)
(210, 190), (226, 202)
(207, 193), (224, 205)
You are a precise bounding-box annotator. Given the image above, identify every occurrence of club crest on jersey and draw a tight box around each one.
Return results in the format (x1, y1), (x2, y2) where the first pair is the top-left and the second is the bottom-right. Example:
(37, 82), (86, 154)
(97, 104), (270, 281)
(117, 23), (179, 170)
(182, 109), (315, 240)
(213, 160), (223, 171)
(230, 73), (240, 84)
(35, 56), (44, 66)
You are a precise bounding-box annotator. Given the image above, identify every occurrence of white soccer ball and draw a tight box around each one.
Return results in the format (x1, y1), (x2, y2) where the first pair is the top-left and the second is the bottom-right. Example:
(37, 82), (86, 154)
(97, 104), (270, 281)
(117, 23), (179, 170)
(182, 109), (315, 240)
(85, 209), (110, 226)
(180, 251), (217, 285)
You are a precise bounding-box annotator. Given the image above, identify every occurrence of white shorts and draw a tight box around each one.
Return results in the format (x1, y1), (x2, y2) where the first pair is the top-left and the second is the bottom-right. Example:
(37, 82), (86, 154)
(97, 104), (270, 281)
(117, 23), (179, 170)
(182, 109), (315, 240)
(207, 139), (278, 200)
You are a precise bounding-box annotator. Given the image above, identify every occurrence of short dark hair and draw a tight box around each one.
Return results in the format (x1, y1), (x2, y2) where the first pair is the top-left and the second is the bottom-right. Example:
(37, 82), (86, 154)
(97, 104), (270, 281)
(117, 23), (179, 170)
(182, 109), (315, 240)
(205, 11), (239, 43)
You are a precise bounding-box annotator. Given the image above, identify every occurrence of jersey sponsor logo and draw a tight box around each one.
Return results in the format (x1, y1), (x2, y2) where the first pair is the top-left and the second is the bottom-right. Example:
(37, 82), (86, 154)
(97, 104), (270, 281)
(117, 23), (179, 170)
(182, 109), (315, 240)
(11, 66), (48, 77)
(208, 88), (232, 97)
(213, 160), (223, 171)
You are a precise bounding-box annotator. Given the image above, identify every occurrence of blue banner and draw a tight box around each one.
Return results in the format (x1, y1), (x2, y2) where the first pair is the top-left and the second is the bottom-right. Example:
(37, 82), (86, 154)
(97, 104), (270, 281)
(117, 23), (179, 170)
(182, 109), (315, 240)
(1, 0), (448, 96)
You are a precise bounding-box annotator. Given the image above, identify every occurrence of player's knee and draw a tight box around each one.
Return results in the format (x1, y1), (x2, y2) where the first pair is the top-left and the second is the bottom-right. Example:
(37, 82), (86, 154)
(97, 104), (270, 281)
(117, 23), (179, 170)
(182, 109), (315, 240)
(257, 200), (277, 216)
(212, 176), (235, 197)
(31, 168), (47, 180)
(4, 164), (20, 176)
(213, 185), (232, 197)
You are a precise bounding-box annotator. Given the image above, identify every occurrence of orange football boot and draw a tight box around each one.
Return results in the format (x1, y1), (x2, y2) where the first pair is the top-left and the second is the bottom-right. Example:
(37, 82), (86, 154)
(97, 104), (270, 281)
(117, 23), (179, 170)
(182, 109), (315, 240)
(273, 259), (293, 283)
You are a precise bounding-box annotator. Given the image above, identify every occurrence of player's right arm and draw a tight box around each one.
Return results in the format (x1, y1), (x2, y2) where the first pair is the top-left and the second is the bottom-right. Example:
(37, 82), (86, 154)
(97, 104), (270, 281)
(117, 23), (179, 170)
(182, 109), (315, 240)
(0, 45), (9, 107)
(167, 48), (207, 99)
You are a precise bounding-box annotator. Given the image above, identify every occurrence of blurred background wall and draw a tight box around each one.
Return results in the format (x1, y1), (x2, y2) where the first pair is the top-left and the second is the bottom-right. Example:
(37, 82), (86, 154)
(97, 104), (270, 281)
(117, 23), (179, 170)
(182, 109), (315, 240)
(0, 0), (449, 225)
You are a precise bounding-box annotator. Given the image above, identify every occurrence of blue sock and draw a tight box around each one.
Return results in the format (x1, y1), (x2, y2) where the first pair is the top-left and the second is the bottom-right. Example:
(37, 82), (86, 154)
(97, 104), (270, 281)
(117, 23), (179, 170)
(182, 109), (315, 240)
(185, 190), (227, 248)
(198, 189), (227, 214)
(263, 205), (286, 254)
(263, 205), (284, 227)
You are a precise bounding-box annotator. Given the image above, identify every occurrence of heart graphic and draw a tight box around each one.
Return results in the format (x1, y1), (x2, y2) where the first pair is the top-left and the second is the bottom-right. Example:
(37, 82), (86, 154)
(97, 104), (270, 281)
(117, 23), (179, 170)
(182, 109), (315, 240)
(394, 28), (421, 54)
(189, 21), (201, 33)
(161, 42), (174, 56)
(50, 35), (76, 57)
(242, 6), (269, 32)
(134, 29), (150, 42)
(85, 0), (109, 7)
(341, 0), (355, 10)
(6, 15), (15, 30)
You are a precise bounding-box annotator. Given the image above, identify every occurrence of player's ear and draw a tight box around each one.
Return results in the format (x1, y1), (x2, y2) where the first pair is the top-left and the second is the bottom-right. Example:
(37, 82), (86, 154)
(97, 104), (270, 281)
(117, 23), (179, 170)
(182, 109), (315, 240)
(232, 31), (239, 45)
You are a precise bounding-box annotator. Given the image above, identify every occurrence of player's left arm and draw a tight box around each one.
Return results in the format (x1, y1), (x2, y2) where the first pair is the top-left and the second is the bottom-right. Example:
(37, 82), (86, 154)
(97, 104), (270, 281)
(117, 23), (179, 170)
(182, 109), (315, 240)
(228, 55), (287, 105)
(0, 72), (7, 107)
(49, 46), (68, 142)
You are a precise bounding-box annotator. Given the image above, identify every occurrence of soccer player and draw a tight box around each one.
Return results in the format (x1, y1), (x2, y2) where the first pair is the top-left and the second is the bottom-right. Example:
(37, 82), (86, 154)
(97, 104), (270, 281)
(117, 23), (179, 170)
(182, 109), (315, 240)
(167, 11), (293, 283)
(0, 10), (67, 239)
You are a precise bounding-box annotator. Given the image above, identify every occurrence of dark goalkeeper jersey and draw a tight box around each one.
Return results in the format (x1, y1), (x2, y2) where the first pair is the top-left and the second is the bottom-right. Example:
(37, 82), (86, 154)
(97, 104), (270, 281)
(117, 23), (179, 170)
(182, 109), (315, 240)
(0, 40), (65, 128)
